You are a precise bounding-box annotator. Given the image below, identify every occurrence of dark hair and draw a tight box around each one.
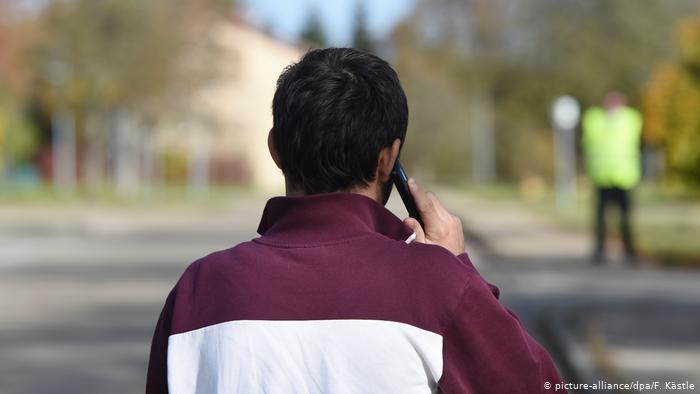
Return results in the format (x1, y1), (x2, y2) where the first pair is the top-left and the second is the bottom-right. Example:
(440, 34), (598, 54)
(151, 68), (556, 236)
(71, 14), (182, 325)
(272, 47), (408, 194)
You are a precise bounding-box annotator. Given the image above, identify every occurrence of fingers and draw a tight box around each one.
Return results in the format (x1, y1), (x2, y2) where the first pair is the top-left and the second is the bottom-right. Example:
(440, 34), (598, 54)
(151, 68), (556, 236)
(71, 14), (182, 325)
(408, 178), (437, 220)
(405, 178), (466, 256)
(409, 178), (451, 225)
(403, 217), (426, 243)
(425, 190), (451, 222)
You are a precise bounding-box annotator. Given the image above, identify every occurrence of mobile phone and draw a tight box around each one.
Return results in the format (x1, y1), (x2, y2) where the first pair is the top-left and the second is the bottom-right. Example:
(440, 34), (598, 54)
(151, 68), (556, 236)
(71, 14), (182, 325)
(391, 158), (424, 228)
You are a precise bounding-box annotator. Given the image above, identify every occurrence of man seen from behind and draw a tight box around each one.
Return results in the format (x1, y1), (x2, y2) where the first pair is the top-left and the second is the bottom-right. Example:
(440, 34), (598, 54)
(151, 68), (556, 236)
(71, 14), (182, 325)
(146, 48), (565, 394)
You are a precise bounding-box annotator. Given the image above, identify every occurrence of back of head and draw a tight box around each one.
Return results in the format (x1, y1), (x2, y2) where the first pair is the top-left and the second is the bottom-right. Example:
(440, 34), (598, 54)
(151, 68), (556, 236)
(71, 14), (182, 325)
(271, 48), (408, 194)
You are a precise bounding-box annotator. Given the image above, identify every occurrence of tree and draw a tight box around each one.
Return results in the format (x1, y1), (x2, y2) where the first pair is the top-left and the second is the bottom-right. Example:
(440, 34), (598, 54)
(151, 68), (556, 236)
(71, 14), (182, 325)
(24, 0), (229, 194)
(28, 1), (180, 192)
(299, 8), (327, 48)
(351, 2), (374, 53)
(0, 1), (40, 180)
(643, 15), (700, 185)
(391, 0), (698, 184)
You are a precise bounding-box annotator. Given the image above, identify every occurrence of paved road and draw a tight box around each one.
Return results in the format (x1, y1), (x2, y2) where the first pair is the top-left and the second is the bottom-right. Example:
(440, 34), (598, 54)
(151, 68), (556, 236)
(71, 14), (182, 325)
(1, 192), (698, 394)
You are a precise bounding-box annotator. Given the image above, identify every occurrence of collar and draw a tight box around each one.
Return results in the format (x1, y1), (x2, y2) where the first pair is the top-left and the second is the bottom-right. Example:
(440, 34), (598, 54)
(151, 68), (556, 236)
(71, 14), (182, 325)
(255, 192), (416, 247)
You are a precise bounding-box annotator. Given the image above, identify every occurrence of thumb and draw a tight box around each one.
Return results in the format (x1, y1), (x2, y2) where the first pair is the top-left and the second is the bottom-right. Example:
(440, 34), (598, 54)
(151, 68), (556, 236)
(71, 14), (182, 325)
(403, 217), (426, 244)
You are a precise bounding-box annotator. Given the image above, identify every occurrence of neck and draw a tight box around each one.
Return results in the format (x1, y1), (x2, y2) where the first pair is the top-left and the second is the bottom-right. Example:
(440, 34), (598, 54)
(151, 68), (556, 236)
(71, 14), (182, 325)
(284, 179), (384, 205)
(349, 185), (382, 203)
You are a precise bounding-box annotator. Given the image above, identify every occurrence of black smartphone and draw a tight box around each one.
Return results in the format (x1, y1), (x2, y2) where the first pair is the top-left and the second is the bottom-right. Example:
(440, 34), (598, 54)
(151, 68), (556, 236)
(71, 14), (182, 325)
(391, 159), (424, 228)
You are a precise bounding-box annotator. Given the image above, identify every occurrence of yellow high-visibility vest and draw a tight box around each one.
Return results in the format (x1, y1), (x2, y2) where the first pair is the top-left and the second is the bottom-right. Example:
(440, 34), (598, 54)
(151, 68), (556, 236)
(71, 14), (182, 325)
(582, 106), (642, 189)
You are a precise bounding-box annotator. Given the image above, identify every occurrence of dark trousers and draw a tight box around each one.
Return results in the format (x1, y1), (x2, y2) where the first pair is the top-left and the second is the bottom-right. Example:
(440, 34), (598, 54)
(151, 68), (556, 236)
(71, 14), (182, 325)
(594, 187), (636, 261)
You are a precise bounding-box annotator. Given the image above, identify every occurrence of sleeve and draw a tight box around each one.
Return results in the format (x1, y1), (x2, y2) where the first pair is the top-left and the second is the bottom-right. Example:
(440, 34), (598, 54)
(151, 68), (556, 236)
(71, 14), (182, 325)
(438, 253), (566, 393)
(145, 290), (176, 394)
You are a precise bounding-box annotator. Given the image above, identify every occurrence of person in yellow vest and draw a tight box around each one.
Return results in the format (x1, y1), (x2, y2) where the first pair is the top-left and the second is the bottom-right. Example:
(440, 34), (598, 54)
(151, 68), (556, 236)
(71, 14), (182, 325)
(582, 91), (642, 264)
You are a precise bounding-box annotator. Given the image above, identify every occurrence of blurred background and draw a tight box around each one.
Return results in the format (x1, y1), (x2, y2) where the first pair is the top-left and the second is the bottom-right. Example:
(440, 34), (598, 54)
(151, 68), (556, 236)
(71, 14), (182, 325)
(1, 0), (699, 393)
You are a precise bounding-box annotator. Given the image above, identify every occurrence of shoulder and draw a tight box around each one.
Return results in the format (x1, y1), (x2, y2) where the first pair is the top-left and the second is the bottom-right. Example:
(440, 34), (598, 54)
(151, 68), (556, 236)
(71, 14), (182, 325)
(584, 106), (604, 117)
(364, 233), (475, 280)
(362, 233), (481, 290)
(165, 242), (260, 333)
(403, 242), (498, 331)
(174, 242), (256, 293)
(409, 241), (476, 276)
(583, 107), (604, 125)
(399, 239), (483, 296)
(622, 106), (643, 123)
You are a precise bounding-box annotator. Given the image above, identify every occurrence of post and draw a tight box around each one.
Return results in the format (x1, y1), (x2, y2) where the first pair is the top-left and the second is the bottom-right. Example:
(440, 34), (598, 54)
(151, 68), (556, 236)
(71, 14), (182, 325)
(47, 59), (76, 195)
(551, 96), (580, 210)
(471, 91), (496, 183)
(187, 121), (210, 198)
(51, 111), (76, 194)
(113, 108), (140, 197)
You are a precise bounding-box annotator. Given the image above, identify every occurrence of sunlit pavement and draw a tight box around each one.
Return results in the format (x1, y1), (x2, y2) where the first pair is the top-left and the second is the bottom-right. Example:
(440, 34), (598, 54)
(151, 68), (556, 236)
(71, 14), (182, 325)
(0, 191), (698, 394)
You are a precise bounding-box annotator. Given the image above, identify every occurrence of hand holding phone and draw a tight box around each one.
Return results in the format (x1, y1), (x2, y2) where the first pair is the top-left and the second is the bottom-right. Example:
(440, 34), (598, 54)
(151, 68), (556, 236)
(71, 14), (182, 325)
(392, 160), (465, 256)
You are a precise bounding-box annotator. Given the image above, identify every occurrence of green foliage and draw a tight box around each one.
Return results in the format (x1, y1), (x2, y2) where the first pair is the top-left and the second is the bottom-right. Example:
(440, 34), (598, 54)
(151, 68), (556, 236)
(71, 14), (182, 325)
(299, 8), (327, 48)
(643, 16), (700, 185)
(351, 2), (374, 53)
(392, 40), (471, 181)
(161, 147), (188, 184)
(393, 0), (698, 184)
(0, 96), (39, 169)
(30, 0), (190, 112)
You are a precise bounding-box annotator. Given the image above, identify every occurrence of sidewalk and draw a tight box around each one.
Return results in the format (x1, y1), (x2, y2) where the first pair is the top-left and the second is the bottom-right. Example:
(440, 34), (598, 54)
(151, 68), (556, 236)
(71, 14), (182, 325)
(438, 187), (622, 266)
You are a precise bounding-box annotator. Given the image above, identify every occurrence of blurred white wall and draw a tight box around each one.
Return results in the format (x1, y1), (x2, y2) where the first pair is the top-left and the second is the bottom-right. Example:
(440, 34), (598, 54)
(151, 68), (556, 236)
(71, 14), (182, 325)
(156, 20), (303, 194)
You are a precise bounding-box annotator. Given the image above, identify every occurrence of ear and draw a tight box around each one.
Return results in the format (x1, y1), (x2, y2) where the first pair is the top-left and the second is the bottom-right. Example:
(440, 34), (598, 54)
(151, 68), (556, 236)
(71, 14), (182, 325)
(377, 138), (402, 183)
(268, 129), (282, 170)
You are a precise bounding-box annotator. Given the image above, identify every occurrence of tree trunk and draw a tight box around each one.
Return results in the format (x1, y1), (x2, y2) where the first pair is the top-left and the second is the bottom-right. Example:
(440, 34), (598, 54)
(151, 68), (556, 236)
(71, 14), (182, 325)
(187, 124), (210, 198)
(471, 90), (496, 183)
(51, 111), (77, 194)
(83, 111), (105, 191)
(141, 122), (155, 196)
(113, 108), (140, 197)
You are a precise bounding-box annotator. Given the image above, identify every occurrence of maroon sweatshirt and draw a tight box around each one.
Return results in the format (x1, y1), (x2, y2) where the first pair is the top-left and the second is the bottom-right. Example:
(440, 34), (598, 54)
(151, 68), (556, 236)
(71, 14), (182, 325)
(146, 192), (565, 393)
